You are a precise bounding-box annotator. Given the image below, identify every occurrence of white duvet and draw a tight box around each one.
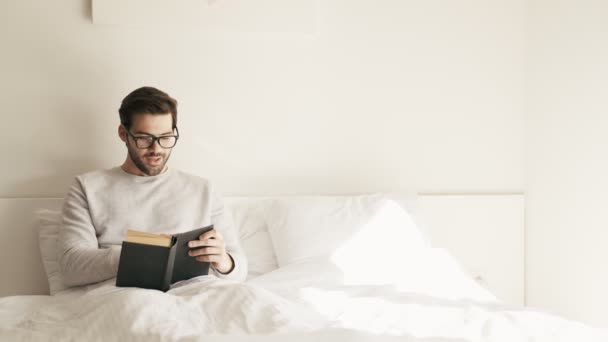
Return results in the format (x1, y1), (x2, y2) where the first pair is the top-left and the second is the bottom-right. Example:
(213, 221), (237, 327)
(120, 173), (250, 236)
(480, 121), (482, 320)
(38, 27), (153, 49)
(1, 250), (607, 342)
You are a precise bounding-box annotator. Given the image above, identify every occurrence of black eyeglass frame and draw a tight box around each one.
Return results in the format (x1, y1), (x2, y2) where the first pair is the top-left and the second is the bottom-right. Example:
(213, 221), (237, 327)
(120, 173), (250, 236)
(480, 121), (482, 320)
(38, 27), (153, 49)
(125, 126), (180, 149)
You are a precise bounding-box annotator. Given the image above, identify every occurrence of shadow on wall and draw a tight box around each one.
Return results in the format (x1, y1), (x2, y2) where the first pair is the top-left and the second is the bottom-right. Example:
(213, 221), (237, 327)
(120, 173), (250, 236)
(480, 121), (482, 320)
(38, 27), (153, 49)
(83, 0), (92, 21)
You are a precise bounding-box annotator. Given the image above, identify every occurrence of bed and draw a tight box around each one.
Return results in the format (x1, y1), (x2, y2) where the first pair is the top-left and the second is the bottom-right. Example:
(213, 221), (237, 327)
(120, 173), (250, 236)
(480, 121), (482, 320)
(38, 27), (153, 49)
(0, 193), (606, 341)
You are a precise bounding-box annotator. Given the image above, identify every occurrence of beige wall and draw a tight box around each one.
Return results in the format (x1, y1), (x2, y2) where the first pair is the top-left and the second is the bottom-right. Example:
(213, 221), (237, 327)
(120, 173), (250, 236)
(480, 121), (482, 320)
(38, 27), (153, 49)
(526, 0), (608, 329)
(0, 0), (525, 198)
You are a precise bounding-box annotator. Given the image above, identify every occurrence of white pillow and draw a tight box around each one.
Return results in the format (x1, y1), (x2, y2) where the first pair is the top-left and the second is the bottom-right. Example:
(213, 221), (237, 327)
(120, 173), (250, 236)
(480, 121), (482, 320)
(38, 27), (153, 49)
(265, 193), (431, 285)
(36, 209), (68, 295)
(239, 232), (278, 279)
(225, 197), (279, 279)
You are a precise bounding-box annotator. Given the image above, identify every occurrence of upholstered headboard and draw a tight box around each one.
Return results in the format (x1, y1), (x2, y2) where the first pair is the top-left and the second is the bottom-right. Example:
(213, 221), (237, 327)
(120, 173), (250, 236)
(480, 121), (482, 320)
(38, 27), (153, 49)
(0, 194), (524, 305)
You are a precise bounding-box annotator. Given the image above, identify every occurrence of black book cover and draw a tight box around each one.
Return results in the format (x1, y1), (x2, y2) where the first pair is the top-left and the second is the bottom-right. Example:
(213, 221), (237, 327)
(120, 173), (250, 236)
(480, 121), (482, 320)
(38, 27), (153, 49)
(115, 225), (214, 291)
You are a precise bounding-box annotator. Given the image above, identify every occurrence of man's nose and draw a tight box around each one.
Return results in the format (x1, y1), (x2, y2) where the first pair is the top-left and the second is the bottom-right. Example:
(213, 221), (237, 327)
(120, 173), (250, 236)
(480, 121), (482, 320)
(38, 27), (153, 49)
(149, 139), (163, 152)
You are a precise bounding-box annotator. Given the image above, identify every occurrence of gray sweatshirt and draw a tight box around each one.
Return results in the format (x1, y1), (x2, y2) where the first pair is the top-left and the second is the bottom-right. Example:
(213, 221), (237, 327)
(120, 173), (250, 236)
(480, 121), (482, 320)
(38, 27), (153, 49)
(57, 166), (247, 287)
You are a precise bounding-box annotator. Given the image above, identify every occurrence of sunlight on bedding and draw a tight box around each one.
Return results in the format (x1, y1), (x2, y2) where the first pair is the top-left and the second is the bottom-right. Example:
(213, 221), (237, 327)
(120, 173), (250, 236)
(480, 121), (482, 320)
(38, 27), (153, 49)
(329, 199), (428, 284)
(297, 287), (606, 341)
(328, 199), (495, 301)
(299, 287), (506, 340)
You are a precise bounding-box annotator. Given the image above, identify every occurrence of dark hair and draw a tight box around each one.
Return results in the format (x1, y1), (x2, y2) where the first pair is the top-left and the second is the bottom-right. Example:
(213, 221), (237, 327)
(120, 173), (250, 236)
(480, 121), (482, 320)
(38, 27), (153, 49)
(118, 86), (178, 129)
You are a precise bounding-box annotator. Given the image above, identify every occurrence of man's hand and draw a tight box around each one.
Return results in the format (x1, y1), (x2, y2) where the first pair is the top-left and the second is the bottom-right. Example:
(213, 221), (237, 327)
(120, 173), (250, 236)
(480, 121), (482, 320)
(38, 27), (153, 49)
(188, 229), (234, 274)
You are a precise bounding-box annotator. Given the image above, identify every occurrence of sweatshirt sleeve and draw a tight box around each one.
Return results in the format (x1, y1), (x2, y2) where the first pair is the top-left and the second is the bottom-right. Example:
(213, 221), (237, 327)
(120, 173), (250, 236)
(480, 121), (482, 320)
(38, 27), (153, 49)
(208, 183), (248, 282)
(57, 177), (121, 287)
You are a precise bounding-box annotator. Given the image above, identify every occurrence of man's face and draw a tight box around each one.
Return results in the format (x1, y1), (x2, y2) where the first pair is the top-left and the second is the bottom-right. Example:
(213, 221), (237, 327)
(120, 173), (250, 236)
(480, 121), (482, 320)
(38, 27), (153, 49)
(122, 113), (175, 176)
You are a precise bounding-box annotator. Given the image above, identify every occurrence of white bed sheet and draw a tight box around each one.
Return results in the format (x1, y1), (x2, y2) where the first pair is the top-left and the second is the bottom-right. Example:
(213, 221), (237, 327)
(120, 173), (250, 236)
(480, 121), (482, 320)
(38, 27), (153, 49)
(1, 249), (606, 342)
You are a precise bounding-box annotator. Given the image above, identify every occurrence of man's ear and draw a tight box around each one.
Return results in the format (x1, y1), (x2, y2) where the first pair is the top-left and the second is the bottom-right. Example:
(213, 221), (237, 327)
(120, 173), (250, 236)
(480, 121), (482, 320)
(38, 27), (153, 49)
(118, 125), (127, 143)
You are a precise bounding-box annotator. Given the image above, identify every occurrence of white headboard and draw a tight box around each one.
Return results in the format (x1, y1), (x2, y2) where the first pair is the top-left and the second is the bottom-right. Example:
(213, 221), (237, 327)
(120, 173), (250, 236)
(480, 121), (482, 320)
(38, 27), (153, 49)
(0, 194), (524, 305)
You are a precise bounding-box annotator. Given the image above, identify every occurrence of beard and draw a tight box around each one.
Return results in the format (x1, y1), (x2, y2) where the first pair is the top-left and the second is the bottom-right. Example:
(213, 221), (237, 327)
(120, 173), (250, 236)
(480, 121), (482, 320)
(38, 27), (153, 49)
(127, 144), (171, 176)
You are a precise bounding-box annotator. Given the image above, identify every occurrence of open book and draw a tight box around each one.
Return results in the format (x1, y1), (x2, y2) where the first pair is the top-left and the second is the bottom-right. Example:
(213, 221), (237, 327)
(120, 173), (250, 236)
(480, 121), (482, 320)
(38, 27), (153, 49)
(115, 225), (214, 291)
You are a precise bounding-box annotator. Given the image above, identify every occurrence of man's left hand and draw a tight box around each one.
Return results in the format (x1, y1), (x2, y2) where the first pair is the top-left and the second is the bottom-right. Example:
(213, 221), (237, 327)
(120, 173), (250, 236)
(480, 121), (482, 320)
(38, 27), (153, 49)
(188, 229), (233, 274)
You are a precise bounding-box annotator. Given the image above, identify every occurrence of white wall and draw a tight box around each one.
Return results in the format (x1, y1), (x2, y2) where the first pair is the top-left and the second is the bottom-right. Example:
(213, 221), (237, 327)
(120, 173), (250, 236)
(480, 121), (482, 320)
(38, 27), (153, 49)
(0, 0), (525, 198)
(526, 0), (608, 329)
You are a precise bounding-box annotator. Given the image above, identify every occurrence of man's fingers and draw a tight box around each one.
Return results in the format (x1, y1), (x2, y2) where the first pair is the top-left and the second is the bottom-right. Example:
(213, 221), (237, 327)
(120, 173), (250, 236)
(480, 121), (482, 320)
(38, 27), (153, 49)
(198, 229), (224, 242)
(198, 229), (216, 241)
(195, 254), (224, 263)
(188, 238), (222, 248)
(188, 247), (223, 257)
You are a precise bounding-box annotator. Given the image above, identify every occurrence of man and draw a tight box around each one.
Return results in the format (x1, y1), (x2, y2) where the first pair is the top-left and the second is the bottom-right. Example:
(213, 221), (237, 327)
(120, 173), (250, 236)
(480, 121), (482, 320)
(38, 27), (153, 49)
(58, 86), (247, 287)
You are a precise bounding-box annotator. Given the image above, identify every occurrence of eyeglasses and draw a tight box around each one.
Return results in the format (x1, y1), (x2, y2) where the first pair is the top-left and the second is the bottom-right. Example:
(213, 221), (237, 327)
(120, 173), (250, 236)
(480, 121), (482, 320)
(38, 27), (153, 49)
(125, 127), (179, 149)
